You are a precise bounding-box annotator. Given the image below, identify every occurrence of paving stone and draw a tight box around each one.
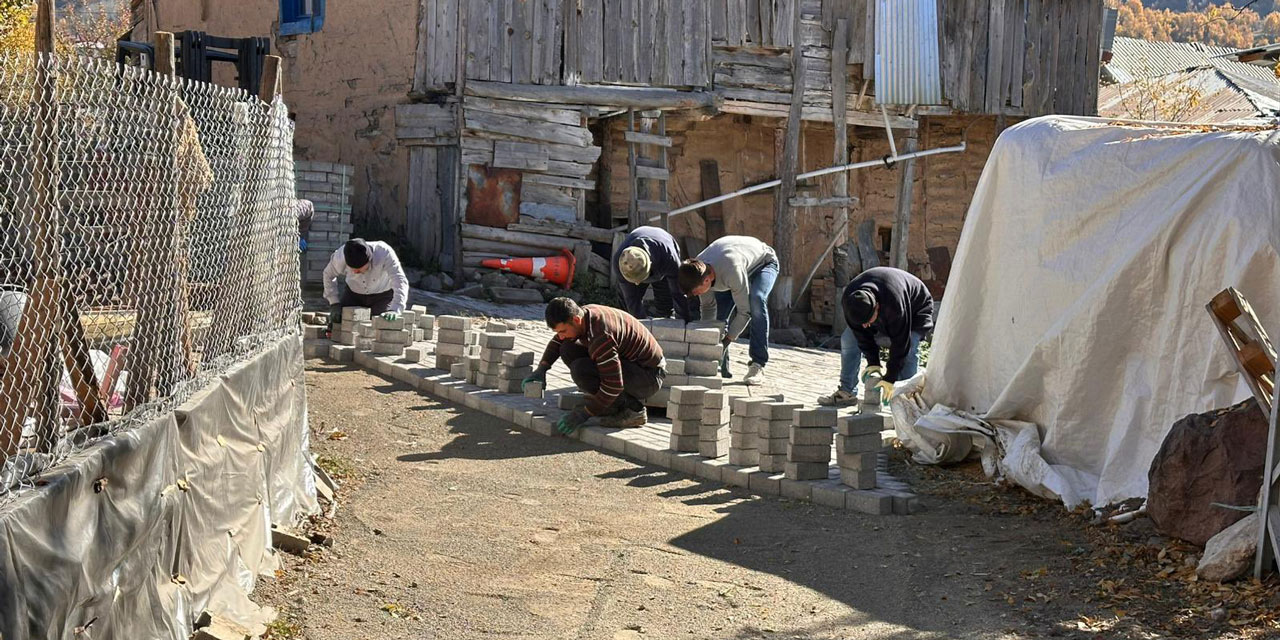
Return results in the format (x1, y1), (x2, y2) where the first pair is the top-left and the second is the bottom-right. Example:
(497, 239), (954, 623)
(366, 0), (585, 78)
(684, 359), (720, 377)
(669, 452), (699, 475)
(329, 344), (354, 362)
(669, 433), (699, 452)
(644, 388), (670, 408)
(757, 453), (787, 473)
(758, 438), (790, 455)
(502, 365), (534, 380)
(839, 451), (878, 470)
(661, 374), (690, 388)
(703, 390), (729, 409)
(811, 480), (850, 509)
(836, 432), (882, 454)
(668, 386), (707, 405)
(698, 438), (729, 458)
(688, 376), (724, 390)
(787, 443), (832, 463)
(838, 413), (890, 436)
(669, 419), (702, 436)
(780, 477), (814, 501)
(659, 341), (689, 358)
(729, 431), (759, 449)
(501, 351), (536, 367)
(757, 420), (792, 440)
(357, 337), (374, 351)
(529, 416), (557, 437)
(886, 490), (921, 515)
(763, 401), (804, 420)
(748, 471), (784, 495)
(664, 359), (685, 375)
(652, 325), (688, 341)
(846, 489), (894, 515)
(481, 333), (516, 349)
(695, 458), (727, 482)
(437, 328), (468, 345)
(723, 465), (755, 488)
(334, 330), (357, 345)
(702, 406), (731, 425)
(790, 427), (834, 446)
(414, 328), (426, 341)
(354, 323), (376, 338)
(479, 361), (503, 376)
(449, 362), (469, 379)
(524, 381), (544, 399)
(687, 343), (724, 360)
(862, 386), (882, 406)
(602, 432), (629, 454)
(785, 461), (830, 480)
(794, 407), (839, 427)
(666, 403), (702, 420)
(303, 325), (325, 340)
(699, 423), (729, 440)
(373, 316), (406, 331)
(436, 342), (467, 357)
(840, 467), (877, 490)
(557, 393), (586, 410)
(342, 307), (371, 322)
(685, 327), (721, 345)
(734, 397), (774, 417)
(485, 321), (509, 333)
(372, 341), (404, 356)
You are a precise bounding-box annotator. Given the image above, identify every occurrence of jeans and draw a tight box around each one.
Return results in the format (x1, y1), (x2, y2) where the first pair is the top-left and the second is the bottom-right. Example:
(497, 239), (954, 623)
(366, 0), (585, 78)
(713, 259), (779, 366)
(839, 328), (923, 394)
(561, 342), (665, 410)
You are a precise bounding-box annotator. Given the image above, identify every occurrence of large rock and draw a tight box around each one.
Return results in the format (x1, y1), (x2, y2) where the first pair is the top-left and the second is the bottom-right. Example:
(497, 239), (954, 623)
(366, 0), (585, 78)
(1197, 512), (1258, 583)
(1148, 399), (1268, 545)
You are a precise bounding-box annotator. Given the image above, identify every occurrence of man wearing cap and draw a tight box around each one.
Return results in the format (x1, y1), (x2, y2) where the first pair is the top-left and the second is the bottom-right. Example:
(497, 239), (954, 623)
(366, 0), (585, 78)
(322, 238), (411, 329)
(613, 226), (694, 321)
(676, 236), (778, 386)
(820, 266), (934, 406)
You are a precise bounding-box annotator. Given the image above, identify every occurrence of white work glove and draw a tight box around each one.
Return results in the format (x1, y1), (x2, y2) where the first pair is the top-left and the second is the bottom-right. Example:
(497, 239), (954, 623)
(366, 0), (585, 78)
(875, 379), (895, 401)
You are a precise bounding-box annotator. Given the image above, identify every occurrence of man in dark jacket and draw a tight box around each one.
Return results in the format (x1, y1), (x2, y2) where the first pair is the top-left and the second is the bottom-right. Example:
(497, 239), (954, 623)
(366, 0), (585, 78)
(612, 226), (694, 321)
(819, 266), (934, 406)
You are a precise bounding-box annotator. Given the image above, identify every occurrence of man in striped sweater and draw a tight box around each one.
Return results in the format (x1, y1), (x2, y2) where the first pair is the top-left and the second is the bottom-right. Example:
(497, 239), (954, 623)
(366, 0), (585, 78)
(521, 298), (665, 433)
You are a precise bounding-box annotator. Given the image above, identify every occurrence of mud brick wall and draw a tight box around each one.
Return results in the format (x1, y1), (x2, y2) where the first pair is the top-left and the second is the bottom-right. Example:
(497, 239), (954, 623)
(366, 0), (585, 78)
(298, 161), (355, 284)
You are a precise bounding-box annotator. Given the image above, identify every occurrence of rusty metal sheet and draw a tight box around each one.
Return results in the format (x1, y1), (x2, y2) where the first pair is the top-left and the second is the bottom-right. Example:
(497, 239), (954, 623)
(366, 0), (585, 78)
(465, 165), (522, 228)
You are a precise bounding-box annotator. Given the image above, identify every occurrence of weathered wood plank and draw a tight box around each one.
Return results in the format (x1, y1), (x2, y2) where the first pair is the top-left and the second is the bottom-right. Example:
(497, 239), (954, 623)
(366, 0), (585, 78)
(545, 159), (596, 177)
(726, 0), (746, 46)
(408, 147), (442, 264)
(1021, 0), (1041, 112)
(523, 183), (578, 206)
(711, 1), (727, 42)
(465, 110), (594, 146)
(623, 130), (672, 146)
(581, 0), (604, 81)
(1046, 0), (1065, 115)
(512, 0), (533, 84)
(1037, 0), (1057, 115)
(562, 0), (578, 83)
(713, 47), (792, 70)
(1083, 0), (1102, 115)
(524, 173), (596, 190)
(465, 95), (583, 125)
(720, 99), (918, 127)
(682, 0), (705, 86)
(413, 0), (434, 91)
(494, 139), (550, 170)
(520, 202), (578, 222)
(1007, 0), (1026, 109)
(620, 0), (637, 83)
(396, 103), (457, 140)
(773, 0), (793, 47)
(984, 0), (1006, 113)
(437, 0), (459, 86)
(969, 0), (991, 110)
(638, 0), (658, 83)
(665, 0), (683, 85)
(774, 0), (804, 325)
(466, 0), (490, 80)
(845, 0), (864, 66)
(746, 0), (762, 44)
(530, 0), (544, 83)
(863, 0), (874, 79)
(759, 0), (774, 45)
(635, 165), (670, 180)
(465, 79), (716, 107)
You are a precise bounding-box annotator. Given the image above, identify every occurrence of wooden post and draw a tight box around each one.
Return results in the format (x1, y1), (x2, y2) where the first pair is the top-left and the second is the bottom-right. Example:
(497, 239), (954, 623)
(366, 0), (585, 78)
(1, 0), (62, 455)
(830, 18), (853, 336)
(699, 159), (725, 240)
(890, 129), (919, 270)
(260, 54), (282, 104)
(771, 0), (805, 327)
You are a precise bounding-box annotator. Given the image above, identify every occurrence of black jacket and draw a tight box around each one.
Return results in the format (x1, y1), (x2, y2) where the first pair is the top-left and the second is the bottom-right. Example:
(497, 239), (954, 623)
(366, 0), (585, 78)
(843, 267), (934, 382)
(611, 226), (694, 320)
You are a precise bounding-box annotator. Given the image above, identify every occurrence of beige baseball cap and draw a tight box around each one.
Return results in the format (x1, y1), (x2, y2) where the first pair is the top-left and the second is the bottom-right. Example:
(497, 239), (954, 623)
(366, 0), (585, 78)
(618, 246), (652, 284)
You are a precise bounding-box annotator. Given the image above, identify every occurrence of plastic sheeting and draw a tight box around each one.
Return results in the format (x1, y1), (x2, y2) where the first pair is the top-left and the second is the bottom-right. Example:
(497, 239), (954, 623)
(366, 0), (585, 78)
(920, 116), (1280, 508)
(0, 335), (317, 639)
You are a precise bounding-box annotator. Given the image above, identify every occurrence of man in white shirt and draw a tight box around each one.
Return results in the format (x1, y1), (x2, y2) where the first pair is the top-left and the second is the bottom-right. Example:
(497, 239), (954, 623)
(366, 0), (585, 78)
(322, 238), (410, 326)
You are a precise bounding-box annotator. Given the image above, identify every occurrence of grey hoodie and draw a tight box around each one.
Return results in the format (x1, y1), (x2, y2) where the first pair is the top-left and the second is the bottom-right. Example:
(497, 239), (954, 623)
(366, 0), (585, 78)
(695, 236), (777, 340)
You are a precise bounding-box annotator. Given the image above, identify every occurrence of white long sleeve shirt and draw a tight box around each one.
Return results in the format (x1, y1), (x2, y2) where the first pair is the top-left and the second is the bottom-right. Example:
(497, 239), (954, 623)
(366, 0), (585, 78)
(321, 240), (410, 312)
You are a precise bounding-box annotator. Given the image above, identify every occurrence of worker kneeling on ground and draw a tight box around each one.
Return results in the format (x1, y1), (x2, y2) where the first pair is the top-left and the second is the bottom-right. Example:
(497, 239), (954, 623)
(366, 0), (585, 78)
(820, 266), (934, 406)
(322, 238), (411, 330)
(677, 236), (778, 386)
(522, 298), (666, 434)
(613, 226), (696, 321)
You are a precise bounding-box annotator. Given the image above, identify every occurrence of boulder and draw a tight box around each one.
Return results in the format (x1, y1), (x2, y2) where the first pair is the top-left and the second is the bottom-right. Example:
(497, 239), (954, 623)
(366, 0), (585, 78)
(420, 274), (444, 292)
(1148, 399), (1268, 545)
(1197, 512), (1258, 583)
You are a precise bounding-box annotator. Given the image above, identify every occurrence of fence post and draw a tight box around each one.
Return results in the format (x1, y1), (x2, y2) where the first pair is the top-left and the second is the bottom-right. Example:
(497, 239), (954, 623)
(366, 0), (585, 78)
(0, 0), (64, 456)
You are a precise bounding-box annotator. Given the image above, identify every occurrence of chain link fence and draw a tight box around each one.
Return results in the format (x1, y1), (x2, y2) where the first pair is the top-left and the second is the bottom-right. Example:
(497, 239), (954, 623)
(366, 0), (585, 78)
(0, 53), (301, 498)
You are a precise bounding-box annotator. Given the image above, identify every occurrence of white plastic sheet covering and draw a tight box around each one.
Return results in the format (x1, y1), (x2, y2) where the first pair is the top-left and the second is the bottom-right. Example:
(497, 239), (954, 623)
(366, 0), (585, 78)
(915, 116), (1280, 508)
(0, 335), (316, 639)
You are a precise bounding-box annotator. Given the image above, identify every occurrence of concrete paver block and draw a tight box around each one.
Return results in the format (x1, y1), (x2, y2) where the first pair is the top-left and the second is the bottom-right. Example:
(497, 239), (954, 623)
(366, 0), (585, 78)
(341, 306), (371, 322)
(887, 490), (921, 515)
(695, 458), (727, 482)
(838, 414), (890, 436)
(758, 438), (790, 455)
(329, 344), (355, 362)
(846, 489), (894, 515)
(502, 351), (536, 367)
(667, 403), (703, 421)
(686, 343), (724, 362)
(373, 341), (404, 356)
(652, 325), (688, 341)
(403, 347), (425, 363)
(669, 452), (699, 475)
(785, 461), (830, 480)
(486, 321), (509, 332)
(702, 406), (731, 425)
(836, 432), (882, 454)
(524, 381), (544, 398)
(757, 453), (786, 473)
(685, 327), (721, 345)
(664, 358), (685, 374)
(780, 477), (814, 501)
(703, 390), (728, 409)
(662, 374), (689, 388)
(811, 481), (850, 509)
(840, 467), (877, 490)
(437, 315), (469, 331)
(684, 359), (720, 377)
(839, 452), (878, 470)
(668, 385), (706, 405)
(659, 341), (689, 358)
(687, 375), (723, 389)
(668, 433), (699, 452)
(697, 438), (729, 458)
(728, 448), (758, 466)
(757, 420), (792, 440)
(790, 427), (834, 446)
(787, 444), (832, 462)
(763, 402), (804, 420)
(481, 333), (516, 350)
(449, 362), (469, 379)
(373, 316), (406, 331)
(669, 419), (701, 437)
(794, 407), (839, 427)
(557, 393), (586, 410)
(723, 465), (755, 488)
(436, 342), (467, 357)
(748, 472), (783, 495)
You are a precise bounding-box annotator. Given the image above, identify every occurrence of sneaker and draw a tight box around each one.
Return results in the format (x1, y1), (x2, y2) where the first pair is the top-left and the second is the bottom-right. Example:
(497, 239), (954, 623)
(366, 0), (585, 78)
(743, 362), (765, 386)
(599, 407), (647, 428)
(818, 388), (857, 406)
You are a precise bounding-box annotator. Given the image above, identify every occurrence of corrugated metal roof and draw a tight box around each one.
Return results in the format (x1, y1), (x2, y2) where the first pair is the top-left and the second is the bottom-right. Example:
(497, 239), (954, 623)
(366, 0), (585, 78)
(1097, 66), (1275, 124)
(873, 0), (943, 106)
(1107, 36), (1279, 87)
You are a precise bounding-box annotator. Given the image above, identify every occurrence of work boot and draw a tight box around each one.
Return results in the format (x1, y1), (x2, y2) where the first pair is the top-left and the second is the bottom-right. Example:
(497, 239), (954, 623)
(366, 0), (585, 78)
(743, 362), (765, 386)
(599, 407), (647, 428)
(818, 388), (856, 406)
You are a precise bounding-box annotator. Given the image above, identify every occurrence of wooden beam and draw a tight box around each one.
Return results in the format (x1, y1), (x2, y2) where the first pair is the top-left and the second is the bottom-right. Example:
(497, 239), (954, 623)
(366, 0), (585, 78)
(890, 129), (919, 270)
(830, 17), (853, 336)
(623, 131), (672, 147)
(259, 54), (282, 103)
(699, 159), (725, 240)
(719, 99), (918, 129)
(771, 0), (805, 328)
(465, 80), (718, 109)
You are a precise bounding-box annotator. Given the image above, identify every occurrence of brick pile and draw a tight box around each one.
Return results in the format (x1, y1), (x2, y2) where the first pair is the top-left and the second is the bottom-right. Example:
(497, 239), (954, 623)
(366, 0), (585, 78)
(645, 319), (725, 408)
(699, 391), (730, 458)
(476, 331), (517, 391)
(296, 161), (353, 285)
(787, 408), (837, 480)
(500, 351), (536, 395)
(757, 401), (802, 473)
(666, 386), (705, 452)
(435, 316), (471, 370)
(836, 412), (887, 489)
(331, 306), (372, 349)
(372, 315), (413, 356)
(728, 396), (766, 467)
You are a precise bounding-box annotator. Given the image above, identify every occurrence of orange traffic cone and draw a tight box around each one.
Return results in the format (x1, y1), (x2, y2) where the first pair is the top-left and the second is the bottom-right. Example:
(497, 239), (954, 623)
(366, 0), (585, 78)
(482, 248), (577, 288)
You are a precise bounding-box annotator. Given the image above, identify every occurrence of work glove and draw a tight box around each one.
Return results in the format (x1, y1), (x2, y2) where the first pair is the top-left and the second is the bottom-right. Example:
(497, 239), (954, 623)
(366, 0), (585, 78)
(556, 409), (589, 435)
(521, 367), (548, 393)
(326, 303), (342, 333)
(719, 344), (732, 379)
(875, 379), (895, 402)
(381, 311), (399, 322)
(861, 366), (885, 385)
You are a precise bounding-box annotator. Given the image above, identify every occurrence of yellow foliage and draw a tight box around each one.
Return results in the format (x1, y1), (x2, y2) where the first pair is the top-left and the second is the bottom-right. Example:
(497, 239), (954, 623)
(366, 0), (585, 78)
(0, 0), (131, 59)
(1116, 0), (1280, 48)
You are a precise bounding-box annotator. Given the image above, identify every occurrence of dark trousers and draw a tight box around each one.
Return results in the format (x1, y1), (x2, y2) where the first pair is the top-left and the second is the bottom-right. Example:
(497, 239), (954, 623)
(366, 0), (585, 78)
(561, 342), (664, 411)
(339, 286), (395, 316)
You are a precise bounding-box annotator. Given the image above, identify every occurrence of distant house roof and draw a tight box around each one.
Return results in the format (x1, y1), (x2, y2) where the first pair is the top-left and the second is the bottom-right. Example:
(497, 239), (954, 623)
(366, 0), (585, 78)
(1099, 36), (1280, 124)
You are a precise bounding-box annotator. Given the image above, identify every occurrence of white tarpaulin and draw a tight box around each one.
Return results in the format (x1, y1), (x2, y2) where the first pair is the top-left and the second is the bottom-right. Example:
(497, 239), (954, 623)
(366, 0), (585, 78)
(917, 115), (1280, 508)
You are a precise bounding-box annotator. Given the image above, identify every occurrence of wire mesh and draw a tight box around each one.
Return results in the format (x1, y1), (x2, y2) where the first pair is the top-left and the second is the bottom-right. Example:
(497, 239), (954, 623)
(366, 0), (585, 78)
(0, 52), (300, 498)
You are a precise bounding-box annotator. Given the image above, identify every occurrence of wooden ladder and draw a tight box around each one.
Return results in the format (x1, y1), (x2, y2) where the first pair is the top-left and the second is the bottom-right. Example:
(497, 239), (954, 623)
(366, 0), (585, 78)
(625, 109), (671, 230)
(1205, 287), (1279, 579)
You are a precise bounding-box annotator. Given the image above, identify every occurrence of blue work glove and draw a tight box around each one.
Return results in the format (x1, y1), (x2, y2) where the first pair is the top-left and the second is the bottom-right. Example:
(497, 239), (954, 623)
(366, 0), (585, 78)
(556, 409), (589, 435)
(521, 367), (548, 393)
(381, 311), (399, 322)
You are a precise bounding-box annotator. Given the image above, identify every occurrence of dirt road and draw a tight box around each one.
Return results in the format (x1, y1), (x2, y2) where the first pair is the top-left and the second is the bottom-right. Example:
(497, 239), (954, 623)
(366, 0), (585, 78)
(256, 360), (1273, 640)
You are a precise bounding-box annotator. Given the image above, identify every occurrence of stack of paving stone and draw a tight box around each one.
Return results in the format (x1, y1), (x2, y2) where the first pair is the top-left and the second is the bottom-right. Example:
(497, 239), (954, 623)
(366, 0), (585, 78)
(836, 412), (886, 489)
(727, 396), (766, 466)
(500, 351), (536, 394)
(410, 305), (435, 341)
(666, 386), (705, 452)
(476, 330), (517, 390)
(757, 401), (802, 473)
(699, 390), (730, 458)
(331, 306), (370, 347)
(787, 408), (837, 480)
(372, 313), (418, 356)
(646, 319), (724, 408)
(297, 161), (354, 285)
(435, 315), (470, 370)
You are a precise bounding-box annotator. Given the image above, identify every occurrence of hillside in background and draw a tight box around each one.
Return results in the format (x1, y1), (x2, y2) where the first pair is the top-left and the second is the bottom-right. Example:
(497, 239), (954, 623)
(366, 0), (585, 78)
(1116, 0), (1280, 48)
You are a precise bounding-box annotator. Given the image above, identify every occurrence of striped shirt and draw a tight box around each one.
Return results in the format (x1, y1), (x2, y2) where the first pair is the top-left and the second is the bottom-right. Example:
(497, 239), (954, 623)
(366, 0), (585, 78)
(538, 305), (664, 416)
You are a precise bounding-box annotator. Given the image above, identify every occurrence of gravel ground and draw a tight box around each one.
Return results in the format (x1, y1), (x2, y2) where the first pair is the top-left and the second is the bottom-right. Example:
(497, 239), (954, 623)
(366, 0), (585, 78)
(254, 359), (1277, 640)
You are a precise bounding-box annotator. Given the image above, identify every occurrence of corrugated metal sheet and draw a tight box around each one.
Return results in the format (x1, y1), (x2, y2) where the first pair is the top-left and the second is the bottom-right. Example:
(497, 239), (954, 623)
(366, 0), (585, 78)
(873, 0), (943, 106)
(1097, 67), (1275, 124)
(1107, 37), (1280, 88)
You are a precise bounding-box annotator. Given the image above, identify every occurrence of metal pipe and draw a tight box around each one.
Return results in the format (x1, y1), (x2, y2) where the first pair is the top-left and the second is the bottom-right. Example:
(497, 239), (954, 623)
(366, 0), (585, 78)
(654, 142), (967, 223)
(881, 106), (899, 157)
